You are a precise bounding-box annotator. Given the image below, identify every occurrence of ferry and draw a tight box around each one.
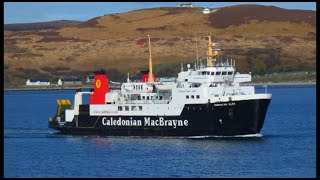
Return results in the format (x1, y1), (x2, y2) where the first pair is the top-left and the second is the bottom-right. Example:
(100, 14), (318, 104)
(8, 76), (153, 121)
(49, 34), (272, 136)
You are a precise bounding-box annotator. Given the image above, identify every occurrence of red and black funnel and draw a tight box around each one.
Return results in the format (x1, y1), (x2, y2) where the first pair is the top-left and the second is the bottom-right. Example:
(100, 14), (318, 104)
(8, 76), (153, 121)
(90, 70), (109, 104)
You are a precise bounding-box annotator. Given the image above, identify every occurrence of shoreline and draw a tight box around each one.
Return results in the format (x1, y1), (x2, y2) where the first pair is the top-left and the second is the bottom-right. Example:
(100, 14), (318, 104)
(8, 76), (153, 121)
(246, 82), (316, 86)
(4, 86), (89, 92)
(4, 82), (316, 92)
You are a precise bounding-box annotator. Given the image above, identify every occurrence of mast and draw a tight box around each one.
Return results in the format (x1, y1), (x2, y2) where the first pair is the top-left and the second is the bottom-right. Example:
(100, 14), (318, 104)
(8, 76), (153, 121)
(147, 34), (154, 83)
(127, 72), (130, 83)
(195, 32), (199, 68)
(206, 33), (219, 67)
(206, 35), (213, 67)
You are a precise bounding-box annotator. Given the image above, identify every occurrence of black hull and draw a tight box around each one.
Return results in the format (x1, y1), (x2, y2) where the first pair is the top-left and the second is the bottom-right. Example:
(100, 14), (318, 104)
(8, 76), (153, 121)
(49, 99), (271, 136)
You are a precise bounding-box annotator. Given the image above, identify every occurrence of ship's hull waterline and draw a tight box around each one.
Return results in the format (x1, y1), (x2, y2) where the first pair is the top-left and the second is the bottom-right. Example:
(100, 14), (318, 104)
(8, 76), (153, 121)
(49, 98), (271, 136)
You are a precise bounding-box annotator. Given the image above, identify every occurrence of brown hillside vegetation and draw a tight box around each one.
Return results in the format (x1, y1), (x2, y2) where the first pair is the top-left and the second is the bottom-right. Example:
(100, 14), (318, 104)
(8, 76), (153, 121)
(4, 5), (316, 87)
(209, 4), (316, 28)
(4, 20), (82, 31)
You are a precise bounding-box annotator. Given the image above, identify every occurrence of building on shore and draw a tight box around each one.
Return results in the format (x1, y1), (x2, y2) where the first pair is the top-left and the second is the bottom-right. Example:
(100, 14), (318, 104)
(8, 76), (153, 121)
(86, 75), (95, 83)
(58, 77), (82, 86)
(26, 79), (50, 86)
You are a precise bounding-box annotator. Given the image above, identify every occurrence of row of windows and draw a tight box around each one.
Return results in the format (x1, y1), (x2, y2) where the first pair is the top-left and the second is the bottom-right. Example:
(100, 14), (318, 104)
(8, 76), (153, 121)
(200, 71), (233, 76)
(133, 85), (143, 90)
(137, 95), (163, 100)
(124, 84), (144, 90)
(118, 106), (143, 111)
(186, 95), (200, 99)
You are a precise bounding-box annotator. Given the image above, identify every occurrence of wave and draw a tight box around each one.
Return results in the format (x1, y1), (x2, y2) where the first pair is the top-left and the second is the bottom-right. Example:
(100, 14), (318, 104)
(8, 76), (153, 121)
(4, 129), (263, 139)
(4, 129), (64, 139)
(188, 133), (263, 138)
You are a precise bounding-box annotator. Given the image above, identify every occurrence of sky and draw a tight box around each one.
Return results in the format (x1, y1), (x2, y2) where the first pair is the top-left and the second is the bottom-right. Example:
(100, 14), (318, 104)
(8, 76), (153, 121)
(4, 2), (317, 24)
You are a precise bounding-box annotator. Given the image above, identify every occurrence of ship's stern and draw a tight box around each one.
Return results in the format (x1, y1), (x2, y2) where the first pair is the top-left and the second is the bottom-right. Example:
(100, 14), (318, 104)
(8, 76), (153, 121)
(48, 99), (72, 130)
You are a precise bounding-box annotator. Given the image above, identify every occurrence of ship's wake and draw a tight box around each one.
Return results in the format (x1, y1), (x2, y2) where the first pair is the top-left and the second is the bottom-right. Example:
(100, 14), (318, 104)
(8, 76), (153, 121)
(4, 129), (69, 138)
(188, 133), (263, 139)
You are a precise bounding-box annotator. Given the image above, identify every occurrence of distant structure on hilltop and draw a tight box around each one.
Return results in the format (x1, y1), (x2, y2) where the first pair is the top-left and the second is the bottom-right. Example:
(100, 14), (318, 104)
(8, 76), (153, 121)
(176, 2), (194, 8)
(202, 8), (211, 14)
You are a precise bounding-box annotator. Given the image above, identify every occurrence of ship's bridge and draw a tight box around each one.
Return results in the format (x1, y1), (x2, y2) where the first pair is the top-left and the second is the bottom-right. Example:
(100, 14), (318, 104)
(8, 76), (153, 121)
(121, 82), (155, 93)
(177, 65), (235, 84)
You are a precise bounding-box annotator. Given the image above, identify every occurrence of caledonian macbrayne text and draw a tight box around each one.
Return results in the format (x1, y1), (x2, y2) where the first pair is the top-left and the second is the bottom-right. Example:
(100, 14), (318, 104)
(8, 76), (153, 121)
(102, 117), (188, 128)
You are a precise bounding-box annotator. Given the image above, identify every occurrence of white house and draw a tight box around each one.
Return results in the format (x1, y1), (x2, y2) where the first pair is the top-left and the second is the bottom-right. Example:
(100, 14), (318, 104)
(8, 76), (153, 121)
(87, 75), (95, 83)
(58, 77), (83, 86)
(202, 8), (211, 14)
(26, 79), (50, 86)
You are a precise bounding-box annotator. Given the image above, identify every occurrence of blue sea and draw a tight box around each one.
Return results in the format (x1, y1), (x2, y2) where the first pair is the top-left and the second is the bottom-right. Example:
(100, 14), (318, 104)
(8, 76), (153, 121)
(4, 85), (316, 177)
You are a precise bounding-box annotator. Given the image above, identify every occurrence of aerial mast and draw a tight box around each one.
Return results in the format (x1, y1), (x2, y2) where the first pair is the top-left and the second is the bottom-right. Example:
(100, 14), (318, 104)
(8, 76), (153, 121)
(205, 33), (219, 67)
(206, 34), (213, 67)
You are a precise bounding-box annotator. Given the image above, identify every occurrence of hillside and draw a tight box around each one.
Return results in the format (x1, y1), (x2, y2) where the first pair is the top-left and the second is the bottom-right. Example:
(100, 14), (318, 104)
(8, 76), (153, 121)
(4, 5), (316, 87)
(4, 20), (83, 31)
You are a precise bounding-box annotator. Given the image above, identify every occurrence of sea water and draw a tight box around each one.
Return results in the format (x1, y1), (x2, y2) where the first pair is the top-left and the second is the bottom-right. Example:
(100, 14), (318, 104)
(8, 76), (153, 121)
(4, 85), (316, 177)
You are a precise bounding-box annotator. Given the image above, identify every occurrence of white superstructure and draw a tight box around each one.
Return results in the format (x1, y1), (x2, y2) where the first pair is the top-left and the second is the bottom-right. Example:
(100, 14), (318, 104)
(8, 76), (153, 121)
(73, 34), (270, 117)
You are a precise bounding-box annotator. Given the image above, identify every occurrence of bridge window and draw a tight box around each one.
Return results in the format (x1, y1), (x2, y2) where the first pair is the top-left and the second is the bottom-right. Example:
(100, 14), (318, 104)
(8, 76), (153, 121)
(191, 95), (194, 99)
(211, 72), (215, 75)
(201, 72), (206, 75)
(186, 95), (189, 99)
(125, 106), (129, 111)
(206, 72), (210, 75)
(222, 71), (227, 75)
(193, 83), (200, 87)
(228, 71), (233, 75)
(159, 96), (163, 100)
(147, 96), (149, 100)
(118, 106), (122, 111)
(132, 106), (137, 111)
(138, 95), (141, 100)
(139, 106), (142, 111)
(216, 71), (221, 75)
(196, 95), (200, 99)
